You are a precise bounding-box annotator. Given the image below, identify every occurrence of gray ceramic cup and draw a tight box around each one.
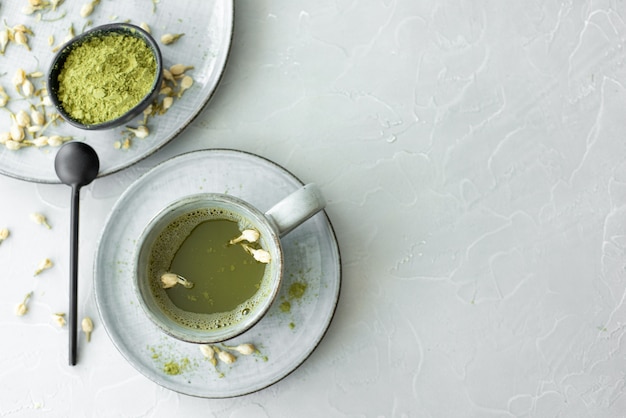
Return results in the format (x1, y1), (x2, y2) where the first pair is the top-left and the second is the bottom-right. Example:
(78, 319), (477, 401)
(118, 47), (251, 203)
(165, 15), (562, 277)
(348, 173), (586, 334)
(133, 183), (325, 344)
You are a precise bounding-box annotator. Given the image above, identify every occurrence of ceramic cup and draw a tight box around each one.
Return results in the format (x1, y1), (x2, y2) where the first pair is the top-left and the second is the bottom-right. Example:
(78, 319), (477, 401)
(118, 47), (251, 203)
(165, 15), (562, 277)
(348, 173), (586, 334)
(133, 183), (326, 343)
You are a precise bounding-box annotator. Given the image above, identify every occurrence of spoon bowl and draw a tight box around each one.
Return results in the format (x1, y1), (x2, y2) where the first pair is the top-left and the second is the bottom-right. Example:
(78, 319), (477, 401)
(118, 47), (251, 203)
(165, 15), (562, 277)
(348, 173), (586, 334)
(55, 141), (100, 186)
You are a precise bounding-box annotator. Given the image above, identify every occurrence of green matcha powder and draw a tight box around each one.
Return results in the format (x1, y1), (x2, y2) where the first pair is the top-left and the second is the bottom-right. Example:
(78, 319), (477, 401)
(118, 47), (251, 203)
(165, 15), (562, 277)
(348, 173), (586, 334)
(57, 32), (156, 125)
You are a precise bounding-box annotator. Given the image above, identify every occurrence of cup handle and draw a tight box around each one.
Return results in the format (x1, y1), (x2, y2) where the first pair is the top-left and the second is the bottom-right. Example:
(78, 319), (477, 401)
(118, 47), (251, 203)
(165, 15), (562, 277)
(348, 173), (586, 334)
(265, 183), (326, 236)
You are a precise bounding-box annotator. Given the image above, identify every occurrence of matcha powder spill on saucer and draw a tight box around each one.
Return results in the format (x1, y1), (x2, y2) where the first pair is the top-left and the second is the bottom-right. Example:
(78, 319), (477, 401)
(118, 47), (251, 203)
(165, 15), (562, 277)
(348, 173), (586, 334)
(56, 32), (156, 125)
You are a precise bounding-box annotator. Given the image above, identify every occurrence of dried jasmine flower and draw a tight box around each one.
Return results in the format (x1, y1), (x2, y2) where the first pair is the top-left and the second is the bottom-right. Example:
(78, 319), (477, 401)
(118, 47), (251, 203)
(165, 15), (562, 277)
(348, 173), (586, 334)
(242, 244), (271, 264)
(47, 135), (66, 147)
(80, 0), (100, 18)
(41, 95), (53, 107)
(0, 86), (9, 107)
(27, 125), (41, 134)
(30, 108), (45, 126)
(142, 104), (153, 117)
(0, 227), (9, 244)
(30, 212), (51, 229)
(22, 5), (36, 15)
(26, 0), (42, 9)
(169, 64), (194, 77)
(0, 24), (34, 52)
(161, 95), (174, 110)
(199, 344), (217, 366)
(177, 75), (193, 98)
(0, 29), (8, 54)
(215, 347), (236, 365)
(199, 344), (215, 359)
(229, 229), (260, 245)
(82, 317), (94, 342)
(15, 292), (32, 316)
(53, 312), (66, 327)
(31, 136), (49, 147)
(15, 109), (30, 127)
(202, 343), (261, 373)
(115, 138), (131, 150)
(160, 272), (194, 289)
(225, 343), (257, 356)
(12, 68), (26, 91)
(9, 114), (25, 142)
(160, 33), (184, 45)
(10, 125), (24, 142)
(21, 78), (35, 97)
(13, 30), (30, 50)
(12, 24), (32, 34)
(80, 3), (93, 17)
(5, 140), (27, 150)
(34, 258), (53, 276)
(162, 68), (176, 85)
(22, 0), (66, 17)
(126, 125), (149, 139)
(159, 85), (173, 96)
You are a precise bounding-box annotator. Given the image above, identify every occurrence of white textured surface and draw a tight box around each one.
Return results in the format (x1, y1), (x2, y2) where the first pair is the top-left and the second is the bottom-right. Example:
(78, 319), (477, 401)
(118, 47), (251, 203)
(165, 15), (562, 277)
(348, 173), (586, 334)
(1, 0), (626, 416)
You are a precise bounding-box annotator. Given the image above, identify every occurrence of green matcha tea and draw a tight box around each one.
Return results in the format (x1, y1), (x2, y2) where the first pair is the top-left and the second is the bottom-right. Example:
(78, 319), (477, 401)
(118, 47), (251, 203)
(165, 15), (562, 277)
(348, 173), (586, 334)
(57, 32), (157, 125)
(146, 207), (272, 331)
(166, 219), (265, 314)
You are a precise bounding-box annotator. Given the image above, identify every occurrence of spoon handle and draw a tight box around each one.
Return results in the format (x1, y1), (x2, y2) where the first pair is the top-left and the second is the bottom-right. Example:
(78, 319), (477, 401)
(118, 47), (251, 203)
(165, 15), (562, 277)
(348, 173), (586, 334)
(69, 186), (80, 366)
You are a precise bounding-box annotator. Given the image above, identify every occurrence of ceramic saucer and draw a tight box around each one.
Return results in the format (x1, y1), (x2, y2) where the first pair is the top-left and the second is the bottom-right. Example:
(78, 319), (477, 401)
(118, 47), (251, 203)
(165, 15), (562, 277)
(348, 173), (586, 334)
(94, 149), (341, 398)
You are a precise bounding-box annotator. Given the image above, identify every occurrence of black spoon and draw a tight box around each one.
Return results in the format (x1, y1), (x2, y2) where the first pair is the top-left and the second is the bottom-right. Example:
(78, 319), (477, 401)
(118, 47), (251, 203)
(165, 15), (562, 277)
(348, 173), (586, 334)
(54, 141), (100, 366)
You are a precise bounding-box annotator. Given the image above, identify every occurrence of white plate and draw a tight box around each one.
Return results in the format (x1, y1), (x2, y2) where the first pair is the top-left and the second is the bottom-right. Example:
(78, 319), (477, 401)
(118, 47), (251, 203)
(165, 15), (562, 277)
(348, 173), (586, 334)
(94, 149), (342, 398)
(0, 0), (233, 183)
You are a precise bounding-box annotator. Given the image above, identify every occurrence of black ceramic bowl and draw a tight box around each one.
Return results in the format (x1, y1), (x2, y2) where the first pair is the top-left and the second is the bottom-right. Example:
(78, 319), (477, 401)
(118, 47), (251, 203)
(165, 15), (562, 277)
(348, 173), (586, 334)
(47, 23), (163, 131)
